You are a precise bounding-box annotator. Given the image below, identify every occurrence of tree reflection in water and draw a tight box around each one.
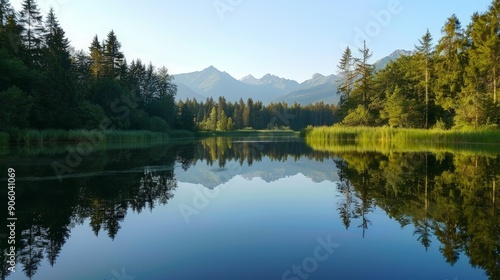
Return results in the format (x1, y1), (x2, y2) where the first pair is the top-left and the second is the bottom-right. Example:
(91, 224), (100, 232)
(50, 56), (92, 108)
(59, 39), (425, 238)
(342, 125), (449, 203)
(0, 139), (498, 279)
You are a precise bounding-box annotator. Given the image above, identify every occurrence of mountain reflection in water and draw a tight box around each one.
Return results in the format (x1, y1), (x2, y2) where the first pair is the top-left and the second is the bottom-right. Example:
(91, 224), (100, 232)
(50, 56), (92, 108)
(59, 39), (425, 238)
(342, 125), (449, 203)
(0, 137), (498, 279)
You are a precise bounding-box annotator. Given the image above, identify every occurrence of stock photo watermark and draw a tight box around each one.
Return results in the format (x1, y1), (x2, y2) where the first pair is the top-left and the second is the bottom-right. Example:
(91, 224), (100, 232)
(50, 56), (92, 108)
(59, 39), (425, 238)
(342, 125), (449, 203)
(6, 168), (17, 273)
(282, 235), (340, 280)
(110, 267), (135, 280)
(51, 93), (138, 182)
(39, 0), (69, 14)
(178, 182), (230, 224)
(213, 0), (243, 21)
(340, 0), (404, 51)
(178, 142), (265, 224)
(178, 107), (292, 224)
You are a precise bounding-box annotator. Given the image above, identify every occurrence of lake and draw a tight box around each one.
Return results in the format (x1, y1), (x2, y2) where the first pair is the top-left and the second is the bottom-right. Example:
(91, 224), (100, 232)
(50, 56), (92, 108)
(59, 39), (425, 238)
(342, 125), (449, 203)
(0, 137), (498, 280)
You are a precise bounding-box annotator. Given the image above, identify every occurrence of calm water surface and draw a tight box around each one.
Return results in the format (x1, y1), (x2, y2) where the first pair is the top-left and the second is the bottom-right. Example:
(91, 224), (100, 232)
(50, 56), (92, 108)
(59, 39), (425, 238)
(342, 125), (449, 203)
(0, 137), (498, 280)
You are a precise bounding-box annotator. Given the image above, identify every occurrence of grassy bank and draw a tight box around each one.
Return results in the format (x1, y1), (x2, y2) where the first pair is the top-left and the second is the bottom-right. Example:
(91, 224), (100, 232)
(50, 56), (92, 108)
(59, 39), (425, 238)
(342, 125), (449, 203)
(0, 128), (296, 147)
(0, 129), (196, 146)
(304, 126), (500, 144)
(304, 126), (500, 155)
(196, 129), (299, 137)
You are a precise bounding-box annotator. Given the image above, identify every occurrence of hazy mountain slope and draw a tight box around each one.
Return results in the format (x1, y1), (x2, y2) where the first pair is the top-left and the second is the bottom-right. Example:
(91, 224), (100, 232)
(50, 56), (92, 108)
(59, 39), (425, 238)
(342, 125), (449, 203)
(175, 83), (207, 101)
(240, 73), (299, 91)
(275, 74), (341, 105)
(374, 49), (413, 70)
(174, 66), (288, 103)
(173, 50), (412, 105)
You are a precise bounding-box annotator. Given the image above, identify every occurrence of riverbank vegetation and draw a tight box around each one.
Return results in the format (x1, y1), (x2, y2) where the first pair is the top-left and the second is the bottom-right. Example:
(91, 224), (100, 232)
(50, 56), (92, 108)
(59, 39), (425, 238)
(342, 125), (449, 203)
(0, 1), (194, 139)
(305, 126), (500, 156)
(3, 0), (500, 148)
(333, 1), (500, 130)
(197, 128), (298, 137)
(305, 125), (500, 144)
(0, 0), (339, 146)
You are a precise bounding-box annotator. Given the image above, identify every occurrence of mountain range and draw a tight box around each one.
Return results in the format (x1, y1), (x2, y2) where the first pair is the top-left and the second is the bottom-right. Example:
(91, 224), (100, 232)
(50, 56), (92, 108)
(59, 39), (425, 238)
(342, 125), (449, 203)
(173, 50), (411, 105)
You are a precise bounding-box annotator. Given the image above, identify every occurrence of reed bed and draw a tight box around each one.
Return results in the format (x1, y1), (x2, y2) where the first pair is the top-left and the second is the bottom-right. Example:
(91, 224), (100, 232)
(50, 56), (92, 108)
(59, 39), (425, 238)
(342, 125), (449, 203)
(7, 129), (171, 145)
(304, 125), (500, 156)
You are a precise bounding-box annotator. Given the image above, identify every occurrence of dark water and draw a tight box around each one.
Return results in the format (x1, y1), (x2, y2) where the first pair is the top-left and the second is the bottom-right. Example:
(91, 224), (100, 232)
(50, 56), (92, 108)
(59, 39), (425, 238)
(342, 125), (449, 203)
(0, 137), (498, 280)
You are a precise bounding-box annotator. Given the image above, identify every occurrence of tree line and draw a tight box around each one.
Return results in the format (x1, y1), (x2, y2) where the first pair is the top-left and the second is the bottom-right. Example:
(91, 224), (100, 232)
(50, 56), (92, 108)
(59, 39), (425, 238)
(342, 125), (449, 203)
(0, 0), (340, 137)
(336, 0), (500, 129)
(6, 0), (498, 135)
(0, 0), (184, 135)
(181, 96), (337, 131)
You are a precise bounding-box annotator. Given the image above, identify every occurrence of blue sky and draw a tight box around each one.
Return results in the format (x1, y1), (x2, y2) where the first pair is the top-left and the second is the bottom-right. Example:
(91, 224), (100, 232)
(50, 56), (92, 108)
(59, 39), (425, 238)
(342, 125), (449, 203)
(11, 0), (493, 82)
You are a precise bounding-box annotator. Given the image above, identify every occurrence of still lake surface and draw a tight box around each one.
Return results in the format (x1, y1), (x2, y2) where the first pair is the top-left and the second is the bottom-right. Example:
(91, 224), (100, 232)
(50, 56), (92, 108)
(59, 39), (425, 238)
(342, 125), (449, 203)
(0, 137), (498, 280)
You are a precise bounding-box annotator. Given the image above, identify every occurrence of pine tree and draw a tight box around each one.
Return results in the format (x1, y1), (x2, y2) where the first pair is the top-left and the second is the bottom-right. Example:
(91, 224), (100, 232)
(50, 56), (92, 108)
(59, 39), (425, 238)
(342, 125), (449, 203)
(487, 0), (500, 105)
(18, 0), (45, 67)
(337, 46), (355, 99)
(42, 8), (76, 128)
(415, 29), (434, 128)
(0, 0), (13, 26)
(353, 41), (375, 109)
(103, 30), (124, 78)
(157, 66), (176, 98)
(0, 5), (22, 55)
(44, 8), (70, 69)
(209, 107), (217, 131)
(456, 12), (495, 127)
(434, 15), (466, 111)
(177, 102), (195, 130)
(243, 98), (253, 128)
(89, 35), (104, 79)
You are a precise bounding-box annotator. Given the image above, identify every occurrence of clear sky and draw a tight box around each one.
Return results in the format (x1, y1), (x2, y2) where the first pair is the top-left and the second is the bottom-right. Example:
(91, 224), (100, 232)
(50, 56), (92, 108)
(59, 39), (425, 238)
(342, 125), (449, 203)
(11, 0), (494, 82)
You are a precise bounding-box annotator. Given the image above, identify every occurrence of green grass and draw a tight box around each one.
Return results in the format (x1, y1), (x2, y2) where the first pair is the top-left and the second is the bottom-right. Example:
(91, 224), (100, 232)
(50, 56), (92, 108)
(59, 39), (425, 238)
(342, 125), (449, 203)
(0, 129), (199, 156)
(5, 129), (174, 145)
(197, 129), (299, 137)
(304, 125), (500, 155)
(305, 125), (500, 144)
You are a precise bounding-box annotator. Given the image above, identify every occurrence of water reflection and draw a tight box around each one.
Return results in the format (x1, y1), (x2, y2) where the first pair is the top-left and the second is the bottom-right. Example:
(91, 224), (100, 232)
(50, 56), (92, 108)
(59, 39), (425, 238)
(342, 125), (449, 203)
(0, 138), (498, 279)
(1, 145), (181, 279)
(332, 150), (499, 279)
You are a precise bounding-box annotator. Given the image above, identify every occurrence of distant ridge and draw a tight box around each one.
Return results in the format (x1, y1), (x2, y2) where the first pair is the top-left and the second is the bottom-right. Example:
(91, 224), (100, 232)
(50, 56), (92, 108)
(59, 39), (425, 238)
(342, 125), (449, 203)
(173, 49), (412, 105)
(374, 49), (413, 70)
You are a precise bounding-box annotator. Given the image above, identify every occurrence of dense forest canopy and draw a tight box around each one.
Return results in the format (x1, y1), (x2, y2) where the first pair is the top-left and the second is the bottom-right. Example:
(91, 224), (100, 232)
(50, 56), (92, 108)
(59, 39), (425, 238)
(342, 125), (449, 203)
(0, 0), (185, 134)
(1, 0), (500, 135)
(0, 0), (337, 136)
(336, 1), (500, 129)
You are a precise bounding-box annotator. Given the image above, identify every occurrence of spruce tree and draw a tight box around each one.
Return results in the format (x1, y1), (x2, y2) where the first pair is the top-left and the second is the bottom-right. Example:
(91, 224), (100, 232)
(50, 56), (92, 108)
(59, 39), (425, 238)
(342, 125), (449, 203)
(415, 29), (434, 128)
(89, 35), (103, 79)
(337, 46), (355, 99)
(0, 6), (22, 55)
(18, 0), (45, 67)
(353, 41), (374, 109)
(0, 0), (13, 26)
(103, 30), (124, 78)
(434, 15), (466, 112)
